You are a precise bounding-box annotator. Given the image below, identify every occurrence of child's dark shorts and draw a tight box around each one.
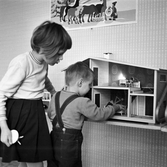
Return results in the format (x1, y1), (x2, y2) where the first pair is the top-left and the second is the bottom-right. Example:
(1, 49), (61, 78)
(48, 127), (83, 167)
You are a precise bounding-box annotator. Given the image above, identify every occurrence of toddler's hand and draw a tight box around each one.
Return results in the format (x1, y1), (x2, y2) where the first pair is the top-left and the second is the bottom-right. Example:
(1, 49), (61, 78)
(115, 104), (126, 116)
(118, 104), (126, 111)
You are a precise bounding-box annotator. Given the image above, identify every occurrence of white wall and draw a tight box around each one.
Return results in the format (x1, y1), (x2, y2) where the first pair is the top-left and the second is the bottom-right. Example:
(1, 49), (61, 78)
(0, 0), (50, 78)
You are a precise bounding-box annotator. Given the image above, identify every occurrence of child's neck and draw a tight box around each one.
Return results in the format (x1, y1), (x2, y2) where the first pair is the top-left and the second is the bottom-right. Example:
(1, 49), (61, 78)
(31, 50), (43, 64)
(66, 86), (79, 94)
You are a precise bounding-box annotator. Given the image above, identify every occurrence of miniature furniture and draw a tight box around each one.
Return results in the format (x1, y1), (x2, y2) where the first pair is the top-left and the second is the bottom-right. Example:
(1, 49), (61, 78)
(83, 57), (167, 124)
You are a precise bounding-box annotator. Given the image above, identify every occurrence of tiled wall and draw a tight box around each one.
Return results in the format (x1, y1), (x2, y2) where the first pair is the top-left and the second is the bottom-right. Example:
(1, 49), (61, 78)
(82, 121), (167, 167)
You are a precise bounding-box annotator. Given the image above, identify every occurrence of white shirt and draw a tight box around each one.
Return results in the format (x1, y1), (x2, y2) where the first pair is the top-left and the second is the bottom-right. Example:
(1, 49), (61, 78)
(0, 52), (55, 121)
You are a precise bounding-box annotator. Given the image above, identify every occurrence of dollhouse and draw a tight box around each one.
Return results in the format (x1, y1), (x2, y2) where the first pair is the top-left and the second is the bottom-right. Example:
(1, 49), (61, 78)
(43, 57), (167, 125)
(83, 57), (167, 124)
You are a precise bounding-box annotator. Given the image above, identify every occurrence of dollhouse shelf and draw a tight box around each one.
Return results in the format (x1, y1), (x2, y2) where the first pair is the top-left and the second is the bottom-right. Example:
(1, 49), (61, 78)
(83, 57), (167, 125)
(88, 119), (167, 131)
(105, 120), (162, 130)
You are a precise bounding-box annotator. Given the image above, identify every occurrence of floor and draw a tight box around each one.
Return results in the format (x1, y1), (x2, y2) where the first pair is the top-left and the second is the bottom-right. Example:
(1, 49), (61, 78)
(0, 159), (19, 167)
(0, 159), (47, 167)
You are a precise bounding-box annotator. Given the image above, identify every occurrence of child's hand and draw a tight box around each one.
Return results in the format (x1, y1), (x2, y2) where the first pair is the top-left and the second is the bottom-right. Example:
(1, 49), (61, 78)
(117, 104), (126, 111)
(42, 92), (51, 101)
(106, 101), (126, 115)
(114, 104), (126, 116)
(0, 121), (12, 147)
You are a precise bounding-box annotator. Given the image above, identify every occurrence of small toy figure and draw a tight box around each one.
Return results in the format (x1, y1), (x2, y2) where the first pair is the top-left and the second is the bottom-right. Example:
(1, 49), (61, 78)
(105, 1), (118, 21)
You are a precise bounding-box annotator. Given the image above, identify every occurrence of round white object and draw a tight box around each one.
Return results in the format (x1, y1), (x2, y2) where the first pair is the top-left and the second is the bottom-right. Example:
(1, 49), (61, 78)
(11, 130), (19, 144)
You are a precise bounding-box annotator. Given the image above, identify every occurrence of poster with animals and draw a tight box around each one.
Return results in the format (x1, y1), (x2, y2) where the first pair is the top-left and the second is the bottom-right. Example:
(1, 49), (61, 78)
(51, 0), (138, 30)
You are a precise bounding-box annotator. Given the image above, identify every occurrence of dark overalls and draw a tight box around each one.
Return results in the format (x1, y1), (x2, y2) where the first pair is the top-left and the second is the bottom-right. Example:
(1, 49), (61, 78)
(48, 91), (83, 167)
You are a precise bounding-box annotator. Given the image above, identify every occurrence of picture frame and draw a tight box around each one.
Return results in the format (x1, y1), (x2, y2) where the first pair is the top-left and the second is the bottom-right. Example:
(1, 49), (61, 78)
(51, 0), (138, 30)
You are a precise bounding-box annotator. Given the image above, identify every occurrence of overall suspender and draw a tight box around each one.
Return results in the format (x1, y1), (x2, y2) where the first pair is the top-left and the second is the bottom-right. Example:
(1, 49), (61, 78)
(52, 91), (79, 132)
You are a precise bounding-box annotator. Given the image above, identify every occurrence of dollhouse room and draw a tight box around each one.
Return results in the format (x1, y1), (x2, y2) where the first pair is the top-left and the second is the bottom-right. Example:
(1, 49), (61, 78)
(0, 0), (167, 166)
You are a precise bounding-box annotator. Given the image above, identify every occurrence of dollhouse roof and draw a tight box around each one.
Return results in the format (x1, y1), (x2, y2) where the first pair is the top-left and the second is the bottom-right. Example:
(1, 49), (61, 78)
(86, 57), (161, 71)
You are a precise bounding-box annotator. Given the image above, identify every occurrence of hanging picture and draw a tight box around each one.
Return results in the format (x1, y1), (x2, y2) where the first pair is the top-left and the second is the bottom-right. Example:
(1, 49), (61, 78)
(51, 0), (138, 30)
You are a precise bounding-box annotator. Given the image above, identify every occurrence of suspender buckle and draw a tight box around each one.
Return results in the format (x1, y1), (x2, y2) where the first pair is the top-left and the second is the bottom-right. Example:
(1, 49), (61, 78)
(62, 128), (66, 134)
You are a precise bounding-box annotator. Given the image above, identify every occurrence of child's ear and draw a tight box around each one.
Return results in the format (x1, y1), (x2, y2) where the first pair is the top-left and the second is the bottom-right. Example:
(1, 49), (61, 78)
(77, 78), (83, 87)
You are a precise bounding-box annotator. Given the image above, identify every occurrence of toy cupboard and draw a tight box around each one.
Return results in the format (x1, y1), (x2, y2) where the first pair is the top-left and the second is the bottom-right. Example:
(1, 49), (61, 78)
(83, 57), (167, 124)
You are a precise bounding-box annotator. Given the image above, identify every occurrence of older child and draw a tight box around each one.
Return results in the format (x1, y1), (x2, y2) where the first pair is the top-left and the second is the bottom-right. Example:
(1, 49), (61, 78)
(47, 61), (126, 167)
(0, 20), (72, 167)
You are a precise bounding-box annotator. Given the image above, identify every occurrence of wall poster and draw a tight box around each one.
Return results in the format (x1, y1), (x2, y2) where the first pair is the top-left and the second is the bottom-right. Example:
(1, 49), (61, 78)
(51, 0), (138, 30)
